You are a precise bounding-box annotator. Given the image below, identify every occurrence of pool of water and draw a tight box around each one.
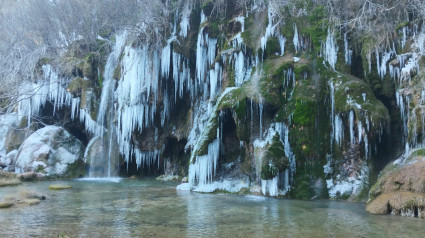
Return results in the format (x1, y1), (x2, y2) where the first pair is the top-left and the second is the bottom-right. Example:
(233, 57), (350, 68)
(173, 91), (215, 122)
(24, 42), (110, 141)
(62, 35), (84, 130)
(0, 179), (423, 237)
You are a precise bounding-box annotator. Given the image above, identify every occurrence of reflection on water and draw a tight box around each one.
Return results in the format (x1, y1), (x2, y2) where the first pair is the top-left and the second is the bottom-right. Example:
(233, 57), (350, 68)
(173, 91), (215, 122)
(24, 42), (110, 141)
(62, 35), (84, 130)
(0, 180), (423, 238)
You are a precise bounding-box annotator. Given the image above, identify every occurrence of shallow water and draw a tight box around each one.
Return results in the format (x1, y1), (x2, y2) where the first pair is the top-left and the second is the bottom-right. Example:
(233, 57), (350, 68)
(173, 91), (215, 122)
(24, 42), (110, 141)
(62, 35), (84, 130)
(0, 179), (423, 238)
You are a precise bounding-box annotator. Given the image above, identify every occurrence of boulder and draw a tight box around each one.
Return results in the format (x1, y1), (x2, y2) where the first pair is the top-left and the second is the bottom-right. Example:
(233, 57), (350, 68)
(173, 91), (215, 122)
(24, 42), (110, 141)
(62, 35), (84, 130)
(14, 126), (84, 176)
(366, 149), (425, 218)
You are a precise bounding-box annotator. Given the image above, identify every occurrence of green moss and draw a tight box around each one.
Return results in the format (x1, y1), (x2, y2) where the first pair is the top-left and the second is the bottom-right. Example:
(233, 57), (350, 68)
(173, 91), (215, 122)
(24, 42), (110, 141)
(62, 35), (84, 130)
(292, 99), (316, 127)
(194, 113), (219, 157)
(334, 78), (389, 125)
(61, 159), (87, 178)
(113, 65), (121, 80)
(261, 135), (289, 180)
(264, 37), (281, 58)
(294, 181), (314, 199)
(207, 21), (220, 38)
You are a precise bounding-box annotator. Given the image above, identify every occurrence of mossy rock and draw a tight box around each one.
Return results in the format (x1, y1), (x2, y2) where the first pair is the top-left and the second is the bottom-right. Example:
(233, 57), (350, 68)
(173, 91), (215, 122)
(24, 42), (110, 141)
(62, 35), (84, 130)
(48, 184), (72, 190)
(261, 135), (289, 180)
(264, 37), (281, 58)
(0, 202), (14, 209)
(67, 77), (93, 96)
(293, 181), (315, 200)
(61, 159), (88, 178)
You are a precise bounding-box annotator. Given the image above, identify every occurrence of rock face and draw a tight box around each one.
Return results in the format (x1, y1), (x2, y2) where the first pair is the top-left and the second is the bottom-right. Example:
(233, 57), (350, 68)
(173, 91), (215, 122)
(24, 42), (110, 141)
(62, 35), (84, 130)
(14, 126), (84, 176)
(366, 149), (425, 218)
(2, 0), (425, 205)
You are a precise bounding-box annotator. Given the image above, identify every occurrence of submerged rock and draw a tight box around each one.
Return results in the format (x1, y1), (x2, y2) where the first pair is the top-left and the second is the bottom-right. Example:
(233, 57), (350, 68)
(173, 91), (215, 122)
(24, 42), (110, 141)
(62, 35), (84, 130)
(14, 126), (85, 177)
(48, 184), (72, 190)
(156, 174), (180, 181)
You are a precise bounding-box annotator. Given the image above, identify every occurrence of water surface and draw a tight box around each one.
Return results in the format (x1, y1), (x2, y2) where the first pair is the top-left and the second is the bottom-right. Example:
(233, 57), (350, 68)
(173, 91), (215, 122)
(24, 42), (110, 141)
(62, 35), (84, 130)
(0, 179), (423, 237)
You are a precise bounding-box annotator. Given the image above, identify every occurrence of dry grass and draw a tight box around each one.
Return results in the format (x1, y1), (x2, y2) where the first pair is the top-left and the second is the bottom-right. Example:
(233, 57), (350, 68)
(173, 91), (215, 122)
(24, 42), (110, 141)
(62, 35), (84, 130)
(0, 178), (21, 187)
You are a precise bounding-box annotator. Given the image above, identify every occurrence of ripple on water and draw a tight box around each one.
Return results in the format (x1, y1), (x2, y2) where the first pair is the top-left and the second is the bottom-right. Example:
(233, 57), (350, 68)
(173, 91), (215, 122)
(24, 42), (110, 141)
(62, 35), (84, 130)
(76, 177), (123, 183)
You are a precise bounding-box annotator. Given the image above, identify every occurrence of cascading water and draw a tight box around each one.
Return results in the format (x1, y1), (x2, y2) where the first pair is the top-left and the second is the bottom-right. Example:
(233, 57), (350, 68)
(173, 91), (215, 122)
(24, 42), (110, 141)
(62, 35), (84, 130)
(87, 32), (127, 178)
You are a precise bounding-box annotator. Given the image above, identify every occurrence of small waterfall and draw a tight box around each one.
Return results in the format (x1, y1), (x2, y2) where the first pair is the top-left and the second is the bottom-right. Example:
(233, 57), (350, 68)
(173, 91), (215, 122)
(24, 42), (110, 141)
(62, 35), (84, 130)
(88, 32), (127, 178)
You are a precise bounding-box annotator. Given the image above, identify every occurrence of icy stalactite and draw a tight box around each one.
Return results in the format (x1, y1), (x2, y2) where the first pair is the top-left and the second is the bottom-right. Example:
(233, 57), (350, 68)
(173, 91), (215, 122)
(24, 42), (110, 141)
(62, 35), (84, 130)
(179, 1), (191, 38)
(396, 90), (408, 144)
(329, 81), (335, 148)
(278, 35), (286, 56)
(173, 52), (180, 102)
(261, 176), (278, 196)
(231, 33), (245, 50)
(344, 33), (352, 65)
(322, 29), (338, 70)
(234, 51), (246, 87)
(195, 19), (218, 99)
(260, 6), (278, 52)
(357, 121), (363, 143)
(79, 109), (100, 135)
(134, 148), (162, 170)
(259, 98), (263, 138)
(416, 32), (425, 55)
(71, 98), (80, 120)
(293, 24), (299, 53)
(334, 114), (344, 147)
(196, 27), (208, 85)
(349, 110), (355, 145)
(189, 136), (220, 187)
(115, 44), (161, 166)
(401, 27), (407, 50)
(161, 43), (172, 79)
(366, 50), (372, 73)
(260, 4), (285, 56)
(209, 62), (222, 98)
(376, 49), (395, 80)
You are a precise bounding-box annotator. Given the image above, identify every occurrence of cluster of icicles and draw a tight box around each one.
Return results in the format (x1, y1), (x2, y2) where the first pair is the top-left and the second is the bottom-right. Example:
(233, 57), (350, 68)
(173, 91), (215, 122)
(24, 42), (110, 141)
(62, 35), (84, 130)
(15, 2), (308, 194)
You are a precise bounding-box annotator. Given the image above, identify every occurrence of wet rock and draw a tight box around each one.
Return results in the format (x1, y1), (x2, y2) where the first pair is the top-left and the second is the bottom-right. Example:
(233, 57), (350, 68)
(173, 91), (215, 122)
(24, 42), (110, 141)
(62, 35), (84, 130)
(156, 174), (180, 181)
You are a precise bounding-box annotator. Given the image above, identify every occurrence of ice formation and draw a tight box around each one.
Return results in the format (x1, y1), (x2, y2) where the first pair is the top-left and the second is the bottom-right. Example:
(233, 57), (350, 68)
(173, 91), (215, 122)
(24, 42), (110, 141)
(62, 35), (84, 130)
(322, 29), (338, 70)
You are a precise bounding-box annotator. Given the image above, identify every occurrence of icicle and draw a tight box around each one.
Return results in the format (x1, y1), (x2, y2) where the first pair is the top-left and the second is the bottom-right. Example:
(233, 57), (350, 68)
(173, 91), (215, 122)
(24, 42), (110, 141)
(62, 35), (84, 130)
(179, 2), (191, 38)
(260, 5), (280, 53)
(209, 62), (221, 98)
(293, 24), (299, 53)
(344, 33), (352, 65)
(323, 29), (338, 70)
(261, 175), (279, 196)
(401, 27), (407, 50)
(330, 81), (335, 148)
(278, 35), (286, 56)
(188, 137), (220, 187)
(161, 43), (171, 78)
(259, 98), (263, 138)
(234, 51), (246, 87)
(349, 110), (355, 145)
(357, 121), (363, 143)
(334, 114), (344, 146)
(71, 98), (80, 120)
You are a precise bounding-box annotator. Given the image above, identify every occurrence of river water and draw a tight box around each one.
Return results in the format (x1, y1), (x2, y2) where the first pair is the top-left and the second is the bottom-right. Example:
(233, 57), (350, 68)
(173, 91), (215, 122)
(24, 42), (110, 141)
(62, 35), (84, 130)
(0, 179), (423, 237)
